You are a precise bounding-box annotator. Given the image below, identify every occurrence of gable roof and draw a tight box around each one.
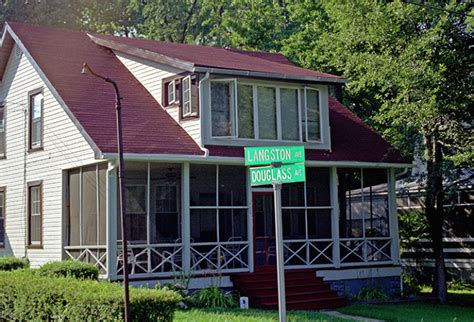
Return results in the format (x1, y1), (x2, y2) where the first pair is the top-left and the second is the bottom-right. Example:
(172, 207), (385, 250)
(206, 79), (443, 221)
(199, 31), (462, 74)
(1, 22), (409, 165)
(5, 21), (203, 156)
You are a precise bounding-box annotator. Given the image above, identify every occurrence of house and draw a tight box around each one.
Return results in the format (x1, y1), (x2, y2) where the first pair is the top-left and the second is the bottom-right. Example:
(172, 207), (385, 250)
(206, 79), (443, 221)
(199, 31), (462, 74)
(0, 22), (411, 309)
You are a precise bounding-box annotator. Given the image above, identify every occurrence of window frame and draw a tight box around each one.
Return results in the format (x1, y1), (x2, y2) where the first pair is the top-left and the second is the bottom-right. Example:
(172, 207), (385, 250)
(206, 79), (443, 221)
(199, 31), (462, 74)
(0, 187), (5, 248)
(182, 76), (194, 117)
(27, 181), (43, 248)
(210, 78), (238, 138)
(168, 80), (176, 105)
(304, 87), (323, 143)
(28, 89), (44, 151)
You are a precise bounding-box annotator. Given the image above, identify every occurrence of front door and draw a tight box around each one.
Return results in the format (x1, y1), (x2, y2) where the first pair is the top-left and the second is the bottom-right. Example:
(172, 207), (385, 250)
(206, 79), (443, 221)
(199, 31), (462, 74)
(253, 192), (276, 270)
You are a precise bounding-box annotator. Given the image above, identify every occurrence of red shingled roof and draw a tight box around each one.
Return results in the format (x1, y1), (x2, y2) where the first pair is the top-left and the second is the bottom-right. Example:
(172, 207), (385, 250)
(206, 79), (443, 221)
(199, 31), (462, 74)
(206, 97), (409, 164)
(4, 22), (408, 164)
(7, 22), (203, 155)
(92, 33), (343, 81)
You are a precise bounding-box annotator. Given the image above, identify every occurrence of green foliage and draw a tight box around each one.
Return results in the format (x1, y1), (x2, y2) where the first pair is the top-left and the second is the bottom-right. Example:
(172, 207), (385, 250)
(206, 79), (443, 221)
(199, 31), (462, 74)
(156, 272), (194, 308)
(0, 270), (182, 321)
(447, 278), (473, 291)
(402, 271), (422, 296)
(0, 257), (29, 271)
(193, 286), (237, 308)
(353, 288), (389, 302)
(398, 209), (429, 249)
(37, 260), (99, 280)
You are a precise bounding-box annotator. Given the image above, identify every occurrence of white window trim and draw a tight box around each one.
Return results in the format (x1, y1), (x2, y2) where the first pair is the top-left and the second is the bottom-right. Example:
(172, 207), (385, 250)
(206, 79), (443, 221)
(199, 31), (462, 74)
(210, 78), (238, 138)
(168, 80), (176, 105)
(304, 87), (323, 143)
(182, 76), (193, 117)
(30, 92), (43, 149)
(0, 104), (5, 158)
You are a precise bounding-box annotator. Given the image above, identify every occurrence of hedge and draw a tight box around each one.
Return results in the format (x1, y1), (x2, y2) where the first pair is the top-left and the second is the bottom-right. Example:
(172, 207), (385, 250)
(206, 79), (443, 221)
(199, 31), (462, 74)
(0, 270), (182, 321)
(38, 260), (99, 280)
(0, 257), (29, 271)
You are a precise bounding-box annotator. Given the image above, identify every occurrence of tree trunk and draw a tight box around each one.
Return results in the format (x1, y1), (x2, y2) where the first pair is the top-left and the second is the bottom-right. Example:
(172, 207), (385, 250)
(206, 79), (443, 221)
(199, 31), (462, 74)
(424, 132), (447, 304)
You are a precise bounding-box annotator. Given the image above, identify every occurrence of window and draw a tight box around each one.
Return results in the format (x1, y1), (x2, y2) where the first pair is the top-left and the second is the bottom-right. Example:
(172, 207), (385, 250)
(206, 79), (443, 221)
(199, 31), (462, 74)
(210, 80), (323, 143)
(189, 164), (247, 243)
(304, 88), (321, 142)
(0, 103), (5, 158)
(211, 80), (237, 137)
(257, 86), (277, 140)
(237, 84), (254, 139)
(0, 187), (4, 247)
(28, 182), (42, 246)
(29, 91), (43, 150)
(337, 168), (389, 238)
(168, 80), (176, 104)
(125, 184), (147, 243)
(182, 76), (193, 117)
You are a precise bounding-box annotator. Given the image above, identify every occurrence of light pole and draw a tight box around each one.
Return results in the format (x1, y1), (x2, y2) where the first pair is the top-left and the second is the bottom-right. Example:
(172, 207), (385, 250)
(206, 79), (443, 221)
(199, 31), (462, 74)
(81, 63), (131, 322)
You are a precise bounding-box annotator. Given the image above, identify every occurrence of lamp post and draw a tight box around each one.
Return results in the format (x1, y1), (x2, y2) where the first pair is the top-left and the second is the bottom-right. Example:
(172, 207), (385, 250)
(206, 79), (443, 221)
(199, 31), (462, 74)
(81, 63), (131, 322)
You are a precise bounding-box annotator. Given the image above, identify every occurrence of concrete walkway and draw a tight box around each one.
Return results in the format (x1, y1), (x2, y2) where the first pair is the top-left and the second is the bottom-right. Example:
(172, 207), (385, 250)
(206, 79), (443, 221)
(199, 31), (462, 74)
(324, 310), (385, 322)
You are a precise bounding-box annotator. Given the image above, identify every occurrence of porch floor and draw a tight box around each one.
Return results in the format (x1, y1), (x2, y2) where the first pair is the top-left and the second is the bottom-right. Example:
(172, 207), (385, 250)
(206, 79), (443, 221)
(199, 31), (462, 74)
(231, 269), (347, 311)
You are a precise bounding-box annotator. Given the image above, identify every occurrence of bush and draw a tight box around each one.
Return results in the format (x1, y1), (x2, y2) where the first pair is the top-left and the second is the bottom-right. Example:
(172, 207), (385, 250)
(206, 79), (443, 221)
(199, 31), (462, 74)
(38, 260), (99, 280)
(193, 286), (237, 308)
(0, 257), (29, 271)
(353, 288), (389, 302)
(0, 270), (182, 321)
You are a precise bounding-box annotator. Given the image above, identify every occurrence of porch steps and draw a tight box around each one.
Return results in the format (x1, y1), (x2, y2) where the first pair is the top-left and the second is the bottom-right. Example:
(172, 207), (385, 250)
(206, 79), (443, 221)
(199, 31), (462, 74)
(231, 269), (347, 311)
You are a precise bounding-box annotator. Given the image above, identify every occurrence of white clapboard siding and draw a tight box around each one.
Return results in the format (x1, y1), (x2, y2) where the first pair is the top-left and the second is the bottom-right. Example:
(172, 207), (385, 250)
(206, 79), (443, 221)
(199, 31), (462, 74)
(0, 44), (97, 267)
(115, 51), (202, 146)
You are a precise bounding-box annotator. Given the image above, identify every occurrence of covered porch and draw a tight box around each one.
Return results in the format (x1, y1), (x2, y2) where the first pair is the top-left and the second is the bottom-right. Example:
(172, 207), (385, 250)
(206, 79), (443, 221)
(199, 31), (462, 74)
(62, 160), (400, 280)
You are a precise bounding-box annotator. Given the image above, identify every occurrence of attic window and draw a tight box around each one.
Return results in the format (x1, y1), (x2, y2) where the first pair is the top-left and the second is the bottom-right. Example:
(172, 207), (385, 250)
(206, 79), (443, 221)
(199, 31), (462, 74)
(182, 76), (193, 117)
(168, 80), (176, 104)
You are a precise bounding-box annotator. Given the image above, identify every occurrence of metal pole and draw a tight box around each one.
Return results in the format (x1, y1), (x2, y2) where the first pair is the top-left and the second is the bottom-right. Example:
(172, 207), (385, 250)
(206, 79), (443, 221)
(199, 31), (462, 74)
(114, 82), (131, 322)
(81, 63), (131, 322)
(273, 182), (286, 322)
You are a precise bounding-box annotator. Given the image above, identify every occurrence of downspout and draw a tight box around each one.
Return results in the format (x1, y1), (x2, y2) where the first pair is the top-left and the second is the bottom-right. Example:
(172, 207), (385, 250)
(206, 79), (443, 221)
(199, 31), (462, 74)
(198, 72), (210, 158)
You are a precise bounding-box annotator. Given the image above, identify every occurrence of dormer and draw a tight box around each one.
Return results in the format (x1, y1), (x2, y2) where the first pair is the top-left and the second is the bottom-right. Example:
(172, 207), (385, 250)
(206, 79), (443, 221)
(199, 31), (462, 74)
(201, 76), (331, 150)
(88, 34), (346, 151)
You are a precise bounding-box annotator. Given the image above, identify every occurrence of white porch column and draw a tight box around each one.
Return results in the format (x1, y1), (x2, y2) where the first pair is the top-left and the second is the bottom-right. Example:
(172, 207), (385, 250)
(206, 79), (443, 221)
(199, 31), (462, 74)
(388, 168), (401, 264)
(182, 162), (191, 274)
(106, 161), (118, 280)
(330, 167), (341, 268)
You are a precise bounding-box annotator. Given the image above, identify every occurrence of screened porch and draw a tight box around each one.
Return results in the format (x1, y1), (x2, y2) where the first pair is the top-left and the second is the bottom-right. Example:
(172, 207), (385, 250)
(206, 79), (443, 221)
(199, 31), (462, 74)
(63, 161), (399, 279)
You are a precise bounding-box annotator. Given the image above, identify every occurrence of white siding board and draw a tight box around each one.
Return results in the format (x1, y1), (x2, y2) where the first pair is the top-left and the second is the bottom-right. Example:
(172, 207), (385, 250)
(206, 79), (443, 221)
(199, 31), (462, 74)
(0, 45), (97, 267)
(115, 51), (202, 146)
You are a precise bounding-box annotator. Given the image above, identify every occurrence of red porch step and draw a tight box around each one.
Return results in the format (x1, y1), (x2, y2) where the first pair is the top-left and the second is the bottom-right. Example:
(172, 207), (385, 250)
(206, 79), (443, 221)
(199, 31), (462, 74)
(231, 269), (347, 311)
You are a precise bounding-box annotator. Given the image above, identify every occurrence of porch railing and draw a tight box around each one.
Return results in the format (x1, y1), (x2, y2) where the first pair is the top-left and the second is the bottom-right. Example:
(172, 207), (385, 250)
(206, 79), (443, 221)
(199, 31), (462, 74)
(339, 237), (392, 265)
(190, 241), (250, 273)
(283, 239), (334, 267)
(116, 243), (184, 276)
(64, 245), (107, 276)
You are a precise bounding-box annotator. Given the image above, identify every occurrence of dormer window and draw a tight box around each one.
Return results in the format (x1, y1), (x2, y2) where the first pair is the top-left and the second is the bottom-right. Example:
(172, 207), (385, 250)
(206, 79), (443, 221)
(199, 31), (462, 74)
(182, 76), (193, 117)
(167, 80), (176, 104)
(210, 79), (325, 145)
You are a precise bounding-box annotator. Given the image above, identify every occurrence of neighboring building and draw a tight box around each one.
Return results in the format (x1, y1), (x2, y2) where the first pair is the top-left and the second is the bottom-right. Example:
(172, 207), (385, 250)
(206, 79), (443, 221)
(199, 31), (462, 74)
(0, 22), (410, 308)
(397, 170), (474, 282)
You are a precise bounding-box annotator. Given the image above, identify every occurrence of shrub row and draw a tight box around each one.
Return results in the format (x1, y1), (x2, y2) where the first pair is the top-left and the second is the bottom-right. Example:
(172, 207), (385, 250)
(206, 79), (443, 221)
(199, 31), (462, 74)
(0, 270), (182, 321)
(0, 257), (29, 271)
(37, 260), (99, 280)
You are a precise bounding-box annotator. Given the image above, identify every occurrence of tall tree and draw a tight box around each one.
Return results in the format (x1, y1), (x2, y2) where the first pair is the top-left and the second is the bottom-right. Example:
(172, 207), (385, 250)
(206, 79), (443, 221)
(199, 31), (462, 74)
(283, 0), (473, 304)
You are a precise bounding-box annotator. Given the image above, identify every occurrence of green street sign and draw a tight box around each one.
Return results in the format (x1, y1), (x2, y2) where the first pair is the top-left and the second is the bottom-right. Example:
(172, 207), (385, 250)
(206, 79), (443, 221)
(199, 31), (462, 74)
(249, 163), (306, 186)
(245, 146), (305, 167)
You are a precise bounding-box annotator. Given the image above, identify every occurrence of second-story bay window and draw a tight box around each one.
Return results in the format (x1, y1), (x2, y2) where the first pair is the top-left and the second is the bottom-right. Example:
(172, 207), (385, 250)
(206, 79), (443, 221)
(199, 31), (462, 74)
(209, 79), (324, 144)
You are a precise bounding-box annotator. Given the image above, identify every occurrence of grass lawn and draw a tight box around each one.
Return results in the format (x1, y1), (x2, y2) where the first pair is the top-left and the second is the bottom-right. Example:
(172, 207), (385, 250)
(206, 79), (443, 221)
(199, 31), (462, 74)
(339, 288), (474, 322)
(175, 308), (348, 322)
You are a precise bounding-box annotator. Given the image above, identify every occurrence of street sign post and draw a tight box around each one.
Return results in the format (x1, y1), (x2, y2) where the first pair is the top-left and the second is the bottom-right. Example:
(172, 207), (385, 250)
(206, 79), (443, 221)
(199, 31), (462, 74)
(245, 146), (306, 322)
